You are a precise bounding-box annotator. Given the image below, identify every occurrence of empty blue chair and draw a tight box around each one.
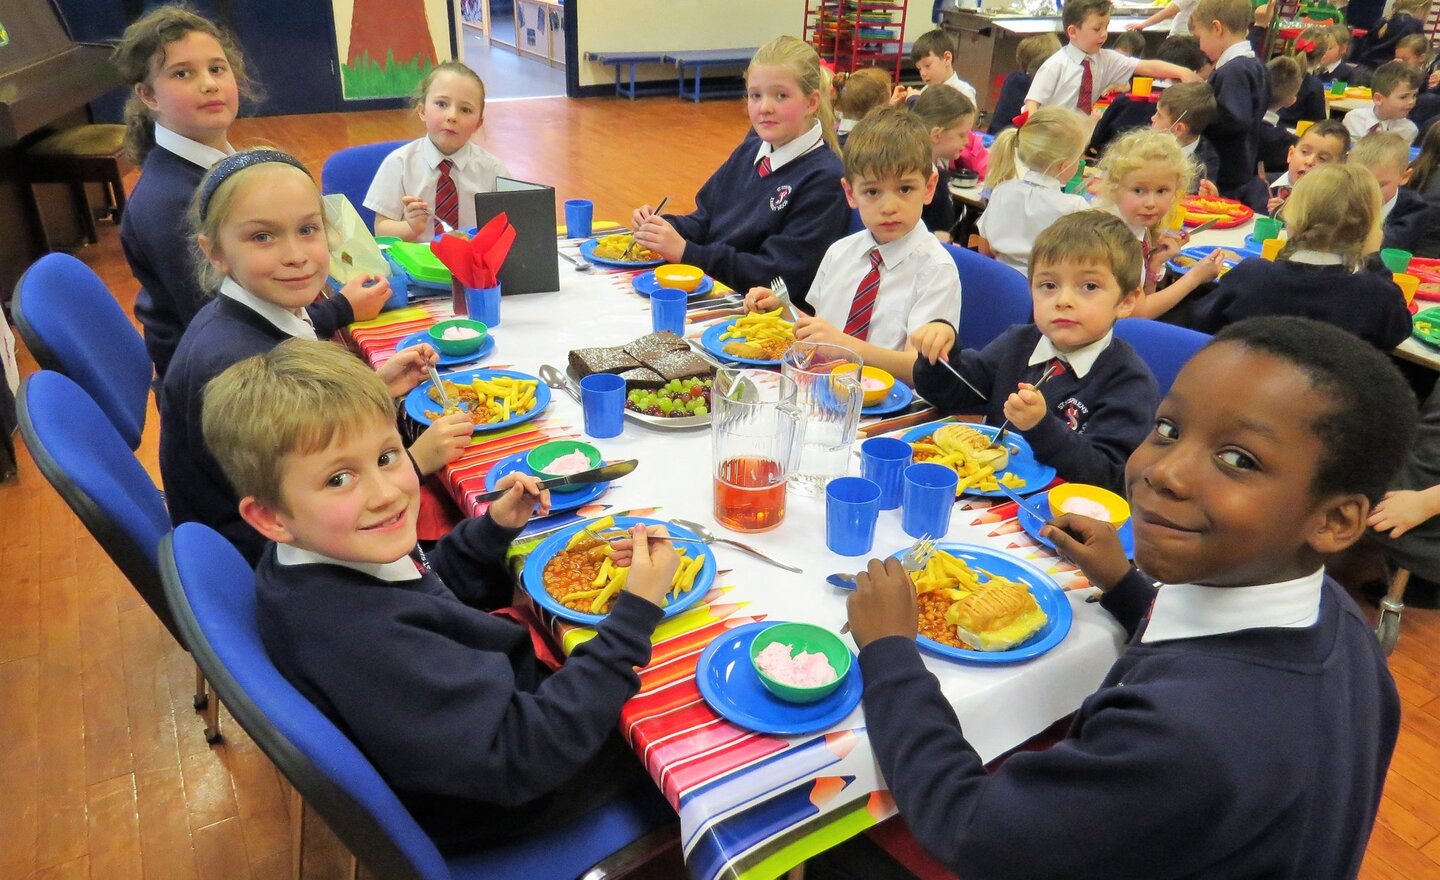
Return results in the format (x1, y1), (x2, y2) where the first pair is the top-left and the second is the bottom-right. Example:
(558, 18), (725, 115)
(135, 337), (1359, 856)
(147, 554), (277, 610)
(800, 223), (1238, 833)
(321, 140), (407, 232)
(1113, 317), (1211, 396)
(160, 522), (681, 880)
(13, 253), (152, 450)
(945, 243), (1032, 350)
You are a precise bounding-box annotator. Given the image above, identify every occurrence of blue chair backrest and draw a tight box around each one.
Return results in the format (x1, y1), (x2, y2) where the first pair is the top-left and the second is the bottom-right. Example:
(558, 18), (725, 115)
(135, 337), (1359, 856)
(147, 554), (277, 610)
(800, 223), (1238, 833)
(1113, 317), (1211, 396)
(944, 243), (1032, 350)
(321, 140), (407, 233)
(846, 208), (865, 235)
(13, 253), (152, 450)
(18, 371), (175, 638)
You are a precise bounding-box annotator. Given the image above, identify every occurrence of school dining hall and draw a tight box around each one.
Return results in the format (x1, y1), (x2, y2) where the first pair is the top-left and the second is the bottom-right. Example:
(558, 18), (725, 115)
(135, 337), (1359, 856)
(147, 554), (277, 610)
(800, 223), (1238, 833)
(4, 1), (1440, 879)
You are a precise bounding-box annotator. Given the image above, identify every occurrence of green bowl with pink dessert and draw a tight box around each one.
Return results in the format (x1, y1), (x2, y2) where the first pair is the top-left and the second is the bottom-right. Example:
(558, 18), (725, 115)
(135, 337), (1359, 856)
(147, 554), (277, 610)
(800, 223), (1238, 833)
(428, 318), (489, 356)
(526, 440), (602, 481)
(749, 622), (852, 704)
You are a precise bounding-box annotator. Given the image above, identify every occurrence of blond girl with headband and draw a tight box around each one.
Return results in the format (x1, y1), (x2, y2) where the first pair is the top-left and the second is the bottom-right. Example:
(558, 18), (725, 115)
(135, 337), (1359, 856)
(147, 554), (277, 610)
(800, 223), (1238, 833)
(1278, 26), (1332, 128)
(631, 36), (850, 309)
(160, 150), (472, 565)
(1096, 128), (1224, 318)
(1189, 164), (1412, 349)
(975, 106), (1089, 274)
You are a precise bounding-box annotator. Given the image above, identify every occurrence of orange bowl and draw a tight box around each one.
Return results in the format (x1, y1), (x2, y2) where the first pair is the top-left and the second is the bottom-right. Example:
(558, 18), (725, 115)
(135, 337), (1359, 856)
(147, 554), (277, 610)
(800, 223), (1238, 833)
(1048, 483), (1131, 526)
(653, 263), (705, 292)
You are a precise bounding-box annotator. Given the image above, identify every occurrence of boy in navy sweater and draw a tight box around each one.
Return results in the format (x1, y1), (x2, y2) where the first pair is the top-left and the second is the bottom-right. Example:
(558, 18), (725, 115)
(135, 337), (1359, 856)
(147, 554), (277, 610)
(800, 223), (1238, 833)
(203, 339), (677, 853)
(1259, 56), (1303, 173)
(1352, 0), (1426, 71)
(1088, 36), (1210, 161)
(912, 211), (1158, 494)
(1351, 130), (1436, 252)
(1194, 0), (1268, 210)
(842, 316), (1411, 880)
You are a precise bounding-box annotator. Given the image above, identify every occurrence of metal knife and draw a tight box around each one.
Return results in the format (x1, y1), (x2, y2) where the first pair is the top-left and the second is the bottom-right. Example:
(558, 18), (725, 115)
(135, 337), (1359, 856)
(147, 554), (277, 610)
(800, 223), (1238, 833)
(472, 459), (639, 503)
(996, 483), (1051, 524)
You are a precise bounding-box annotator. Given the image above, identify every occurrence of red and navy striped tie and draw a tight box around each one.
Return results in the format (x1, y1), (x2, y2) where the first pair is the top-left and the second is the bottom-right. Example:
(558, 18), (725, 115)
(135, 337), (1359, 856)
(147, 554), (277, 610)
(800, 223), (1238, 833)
(757, 155), (773, 178)
(434, 158), (458, 233)
(845, 248), (882, 341)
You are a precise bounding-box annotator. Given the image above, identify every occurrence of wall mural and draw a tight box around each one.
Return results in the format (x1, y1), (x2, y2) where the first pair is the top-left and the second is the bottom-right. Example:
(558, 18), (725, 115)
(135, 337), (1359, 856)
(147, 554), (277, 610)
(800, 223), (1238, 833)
(334, 0), (453, 100)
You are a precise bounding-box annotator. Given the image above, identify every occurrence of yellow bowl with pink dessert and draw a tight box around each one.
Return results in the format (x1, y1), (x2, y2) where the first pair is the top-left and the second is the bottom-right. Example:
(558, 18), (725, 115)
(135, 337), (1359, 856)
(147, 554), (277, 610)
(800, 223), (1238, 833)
(1047, 483), (1131, 527)
(835, 364), (895, 407)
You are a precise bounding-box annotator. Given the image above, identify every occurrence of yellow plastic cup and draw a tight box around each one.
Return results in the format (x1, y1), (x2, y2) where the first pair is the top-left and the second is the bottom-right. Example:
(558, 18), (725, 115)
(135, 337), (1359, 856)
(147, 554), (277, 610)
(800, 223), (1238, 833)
(1295, 119), (1315, 136)
(1132, 76), (1154, 97)
(1394, 272), (1420, 304)
(1261, 237), (1285, 261)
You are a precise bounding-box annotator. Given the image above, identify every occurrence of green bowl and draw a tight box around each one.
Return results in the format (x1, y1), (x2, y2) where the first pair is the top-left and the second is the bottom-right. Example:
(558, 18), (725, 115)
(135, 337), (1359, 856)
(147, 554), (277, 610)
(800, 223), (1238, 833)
(526, 440), (602, 480)
(749, 622), (852, 704)
(428, 319), (488, 356)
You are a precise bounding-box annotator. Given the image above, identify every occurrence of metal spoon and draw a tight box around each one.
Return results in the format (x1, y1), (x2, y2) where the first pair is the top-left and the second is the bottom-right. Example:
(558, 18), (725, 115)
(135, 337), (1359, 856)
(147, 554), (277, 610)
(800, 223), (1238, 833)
(538, 364), (582, 403)
(560, 251), (593, 272)
(668, 517), (803, 573)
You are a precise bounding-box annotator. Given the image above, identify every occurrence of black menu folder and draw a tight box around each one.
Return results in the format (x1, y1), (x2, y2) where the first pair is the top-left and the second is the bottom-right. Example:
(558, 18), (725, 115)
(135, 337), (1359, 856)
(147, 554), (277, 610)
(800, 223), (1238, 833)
(473, 178), (560, 295)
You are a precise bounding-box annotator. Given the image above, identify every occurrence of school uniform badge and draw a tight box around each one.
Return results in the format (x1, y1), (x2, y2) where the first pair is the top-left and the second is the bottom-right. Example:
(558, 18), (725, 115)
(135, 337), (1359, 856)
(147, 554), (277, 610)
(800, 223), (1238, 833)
(770, 185), (793, 211)
(1059, 398), (1089, 431)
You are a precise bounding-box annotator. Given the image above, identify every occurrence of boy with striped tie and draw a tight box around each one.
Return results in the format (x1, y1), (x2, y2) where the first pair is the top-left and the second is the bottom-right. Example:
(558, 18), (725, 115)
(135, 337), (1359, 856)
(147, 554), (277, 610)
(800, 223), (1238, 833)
(743, 108), (960, 378)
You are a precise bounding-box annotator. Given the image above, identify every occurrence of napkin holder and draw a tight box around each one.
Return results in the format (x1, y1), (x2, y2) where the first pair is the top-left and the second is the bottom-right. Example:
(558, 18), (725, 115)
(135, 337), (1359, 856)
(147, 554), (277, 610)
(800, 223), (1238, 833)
(473, 178), (560, 295)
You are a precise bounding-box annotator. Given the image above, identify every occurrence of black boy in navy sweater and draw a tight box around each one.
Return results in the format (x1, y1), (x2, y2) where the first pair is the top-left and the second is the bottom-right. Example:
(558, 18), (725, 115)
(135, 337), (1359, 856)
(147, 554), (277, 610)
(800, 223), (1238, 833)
(840, 317), (1410, 880)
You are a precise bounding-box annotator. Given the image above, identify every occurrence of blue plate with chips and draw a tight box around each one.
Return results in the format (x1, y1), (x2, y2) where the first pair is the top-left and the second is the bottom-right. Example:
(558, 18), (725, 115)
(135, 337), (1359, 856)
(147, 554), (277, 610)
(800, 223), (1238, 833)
(579, 237), (666, 269)
(403, 368), (550, 434)
(699, 318), (786, 366)
(898, 422), (1054, 497)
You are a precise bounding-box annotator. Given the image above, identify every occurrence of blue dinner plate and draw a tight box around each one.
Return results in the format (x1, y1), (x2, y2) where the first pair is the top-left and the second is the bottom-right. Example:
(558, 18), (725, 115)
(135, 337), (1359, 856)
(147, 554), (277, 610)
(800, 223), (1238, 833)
(1015, 490), (1135, 558)
(483, 451), (609, 514)
(520, 516), (716, 626)
(699, 318), (785, 366)
(631, 270), (715, 298)
(403, 368), (551, 434)
(396, 330), (495, 367)
(696, 621), (863, 736)
(895, 543), (1073, 664)
(579, 237), (666, 269)
(1165, 244), (1260, 277)
(899, 423), (1056, 497)
(862, 381), (914, 417)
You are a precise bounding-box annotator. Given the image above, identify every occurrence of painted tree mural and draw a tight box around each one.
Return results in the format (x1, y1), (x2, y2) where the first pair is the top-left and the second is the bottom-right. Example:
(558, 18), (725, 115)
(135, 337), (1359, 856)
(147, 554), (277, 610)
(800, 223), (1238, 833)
(342, 0), (439, 99)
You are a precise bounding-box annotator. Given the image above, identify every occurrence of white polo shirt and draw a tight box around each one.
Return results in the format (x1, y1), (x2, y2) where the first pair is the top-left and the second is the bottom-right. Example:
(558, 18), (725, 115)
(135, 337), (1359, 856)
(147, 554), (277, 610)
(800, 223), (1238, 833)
(364, 136), (510, 230)
(1343, 105), (1419, 145)
(154, 123), (234, 168)
(1026, 44), (1140, 111)
(1169, 0), (1200, 35)
(928, 71), (979, 106)
(807, 222), (961, 350)
(1142, 568), (1324, 643)
(977, 169), (1091, 275)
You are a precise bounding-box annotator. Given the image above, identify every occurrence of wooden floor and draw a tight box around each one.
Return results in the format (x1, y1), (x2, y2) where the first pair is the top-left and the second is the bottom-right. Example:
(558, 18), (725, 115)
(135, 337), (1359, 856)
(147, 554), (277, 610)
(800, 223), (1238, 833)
(1, 96), (1438, 880)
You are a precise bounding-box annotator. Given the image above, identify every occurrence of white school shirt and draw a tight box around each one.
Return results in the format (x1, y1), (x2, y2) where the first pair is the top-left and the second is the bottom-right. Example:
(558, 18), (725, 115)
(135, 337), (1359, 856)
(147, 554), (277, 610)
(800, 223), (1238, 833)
(1211, 40), (1256, 72)
(1028, 329), (1113, 379)
(1142, 568), (1324, 643)
(806, 223), (962, 350)
(1168, 0), (1200, 35)
(1380, 190), (1399, 223)
(754, 121), (825, 172)
(154, 123), (234, 168)
(218, 277), (317, 341)
(277, 543), (421, 582)
(364, 137), (510, 231)
(1343, 105), (1419, 145)
(1025, 44), (1139, 111)
(928, 71), (978, 106)
(976, 169), (1090, 274)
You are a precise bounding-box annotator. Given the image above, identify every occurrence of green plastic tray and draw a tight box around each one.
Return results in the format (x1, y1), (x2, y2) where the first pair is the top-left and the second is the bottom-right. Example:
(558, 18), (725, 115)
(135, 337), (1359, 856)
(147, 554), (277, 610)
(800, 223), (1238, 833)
(383, 239), (452, 285)
(1414, 307), (1440, 348)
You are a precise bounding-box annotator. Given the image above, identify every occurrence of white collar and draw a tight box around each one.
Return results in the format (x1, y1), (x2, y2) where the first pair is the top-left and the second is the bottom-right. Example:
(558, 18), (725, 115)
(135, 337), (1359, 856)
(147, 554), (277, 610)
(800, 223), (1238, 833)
(837, 116), (858, 134)
(1287, 249), (1344, 265)
(276, 543), (422, 582)
(871, 221), (931, 269)
(942, 71), (965, 92)
(154, 123), (233, 169)
(1179, 137), (1199, 157)
(1263, 109), (1280, 126)
(1213, 41), (1256, 71)
(1381, 190), (1398, 221)
(218, 277), (318, 340)
(421, 135), (474, 170)
(1021, 168), (1066, 190)
(1062, 42), (1098, 65)
(1322, 59), (1340, 74)
(755, 121), (824, 172)
(1029, 329), (1112, 379)
(1270, 171), (1292, 190)
(1142, 568), (1325, 643)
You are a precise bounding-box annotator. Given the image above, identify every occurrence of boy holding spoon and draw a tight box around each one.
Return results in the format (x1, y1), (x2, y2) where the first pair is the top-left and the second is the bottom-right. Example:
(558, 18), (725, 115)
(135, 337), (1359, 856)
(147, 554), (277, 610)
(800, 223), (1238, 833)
(911, 211), (1159, 493)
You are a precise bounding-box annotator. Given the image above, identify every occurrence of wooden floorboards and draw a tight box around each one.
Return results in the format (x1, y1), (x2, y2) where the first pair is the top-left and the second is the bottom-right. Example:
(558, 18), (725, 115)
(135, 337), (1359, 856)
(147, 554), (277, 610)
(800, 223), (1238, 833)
(0, 94), (1437, 879)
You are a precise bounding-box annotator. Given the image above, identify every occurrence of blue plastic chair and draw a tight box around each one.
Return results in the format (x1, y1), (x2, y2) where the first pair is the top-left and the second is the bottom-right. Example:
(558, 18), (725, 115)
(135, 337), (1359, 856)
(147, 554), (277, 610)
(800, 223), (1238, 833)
(13, 253), (152, 450)
(944, 243), (1032, 350)
(1113, 318), (1211, 397)
(320, 140), (407, 233)
(160, 522), (680, 880)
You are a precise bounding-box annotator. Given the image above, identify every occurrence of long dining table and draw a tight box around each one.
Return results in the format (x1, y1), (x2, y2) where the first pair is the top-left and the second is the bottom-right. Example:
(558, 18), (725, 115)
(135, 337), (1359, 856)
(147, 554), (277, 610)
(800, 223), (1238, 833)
(346, 234), (1131, 880)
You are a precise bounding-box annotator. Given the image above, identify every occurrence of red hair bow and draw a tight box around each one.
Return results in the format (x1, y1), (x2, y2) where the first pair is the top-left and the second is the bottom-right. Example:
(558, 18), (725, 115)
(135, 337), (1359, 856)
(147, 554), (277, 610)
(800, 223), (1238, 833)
(1012, 110), (1031, 128)
(1295, 38), (1316, 53)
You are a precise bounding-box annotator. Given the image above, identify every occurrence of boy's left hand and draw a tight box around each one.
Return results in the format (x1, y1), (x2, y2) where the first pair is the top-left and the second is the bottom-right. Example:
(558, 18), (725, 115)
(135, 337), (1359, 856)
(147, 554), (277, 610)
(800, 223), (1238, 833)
(1003, 382), (1047, 430)
(633, 215), (687, 263)
(377, 344), (438, 396)
(488, 472), (551, 528)
(340, 274), (393, 322)
(845, 557), (918, 647)
(793, 313), (853, 348)
(1197, 179), (1219, 197)
(910, 321), (956, 363)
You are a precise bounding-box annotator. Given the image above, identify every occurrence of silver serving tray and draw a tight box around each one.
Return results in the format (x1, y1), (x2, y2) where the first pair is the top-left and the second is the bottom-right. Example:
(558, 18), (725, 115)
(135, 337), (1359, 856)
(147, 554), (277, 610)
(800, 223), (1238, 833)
(562, 366), (711, 431)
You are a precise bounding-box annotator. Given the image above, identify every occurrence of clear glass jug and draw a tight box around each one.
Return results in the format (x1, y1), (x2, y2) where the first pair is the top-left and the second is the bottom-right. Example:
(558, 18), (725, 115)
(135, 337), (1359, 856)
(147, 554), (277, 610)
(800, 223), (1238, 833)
(781, 342), (865, 496)
(711, 368), (805, 533)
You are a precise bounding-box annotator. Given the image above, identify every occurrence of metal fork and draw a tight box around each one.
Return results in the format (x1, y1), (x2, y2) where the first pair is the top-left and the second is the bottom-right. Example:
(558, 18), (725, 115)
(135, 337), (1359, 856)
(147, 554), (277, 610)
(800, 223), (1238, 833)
(839, 534), (937, 633)
(770, 276), (796, 320)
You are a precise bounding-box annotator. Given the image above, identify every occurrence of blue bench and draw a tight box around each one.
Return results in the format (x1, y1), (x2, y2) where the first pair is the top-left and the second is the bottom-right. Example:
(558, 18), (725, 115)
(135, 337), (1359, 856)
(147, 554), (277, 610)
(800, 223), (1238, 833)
(662, 48), (757, 102)
(585, 51), (671, 99)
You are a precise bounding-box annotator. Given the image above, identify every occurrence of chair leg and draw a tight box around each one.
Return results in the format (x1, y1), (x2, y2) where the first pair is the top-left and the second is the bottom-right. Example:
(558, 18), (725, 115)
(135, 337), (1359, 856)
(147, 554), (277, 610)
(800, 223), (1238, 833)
(194, 663), (209, 709)
(1377, 569), (1411, 656)
(68, 180), (98, 244)
(203, 691), (222, 743)
(291, 786), (306, 880)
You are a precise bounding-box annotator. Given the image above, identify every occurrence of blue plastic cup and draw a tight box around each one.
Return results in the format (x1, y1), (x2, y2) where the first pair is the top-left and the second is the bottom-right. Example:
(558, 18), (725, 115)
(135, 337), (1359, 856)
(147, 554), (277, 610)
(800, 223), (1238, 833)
(860, 437), (913, 510)
(580, 372), (626, 438)
(381, 260), (409, 309)
(564, 199), (594, 238)
(826, 477), (882, 556)
(464, 284), (502, 328)
(650, 287), (687, 335)
(902, 462), (958, 540)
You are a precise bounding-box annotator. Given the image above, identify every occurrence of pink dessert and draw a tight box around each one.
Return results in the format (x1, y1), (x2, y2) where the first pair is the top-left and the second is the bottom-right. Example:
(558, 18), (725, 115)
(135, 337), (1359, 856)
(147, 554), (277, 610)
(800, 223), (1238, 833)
(755, 642), (838, 688)
(543, 450), (594, 475)
(1059, 496), (1112, 521)
(860, 377), (888, 392)
(441, 326), (482, 341)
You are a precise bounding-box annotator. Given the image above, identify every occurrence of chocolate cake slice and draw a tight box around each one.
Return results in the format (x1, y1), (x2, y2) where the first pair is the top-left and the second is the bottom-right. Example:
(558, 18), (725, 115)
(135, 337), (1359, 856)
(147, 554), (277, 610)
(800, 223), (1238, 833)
(635, 349), (713, 382)
(617, 367), (666, 389)
(568, 345), (642, 379)
(623, 331), (690, 363)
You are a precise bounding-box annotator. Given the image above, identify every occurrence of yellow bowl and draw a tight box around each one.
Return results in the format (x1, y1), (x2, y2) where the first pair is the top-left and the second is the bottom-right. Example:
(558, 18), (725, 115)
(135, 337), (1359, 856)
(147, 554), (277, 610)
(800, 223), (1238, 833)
(835, 364), (895, 406)
(1048, 483), (1131, 526)
(653, 263), (705, 292)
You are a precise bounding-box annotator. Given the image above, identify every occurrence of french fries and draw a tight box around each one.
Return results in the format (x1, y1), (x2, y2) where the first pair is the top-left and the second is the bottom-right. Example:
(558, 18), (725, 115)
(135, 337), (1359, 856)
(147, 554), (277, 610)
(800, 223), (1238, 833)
(425, 375), (540, 426)
(549, 517), (706, 614)
(910, 432), (1026, 495)
(720, 309), (795, 360)
(592, 233), (660, 262)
